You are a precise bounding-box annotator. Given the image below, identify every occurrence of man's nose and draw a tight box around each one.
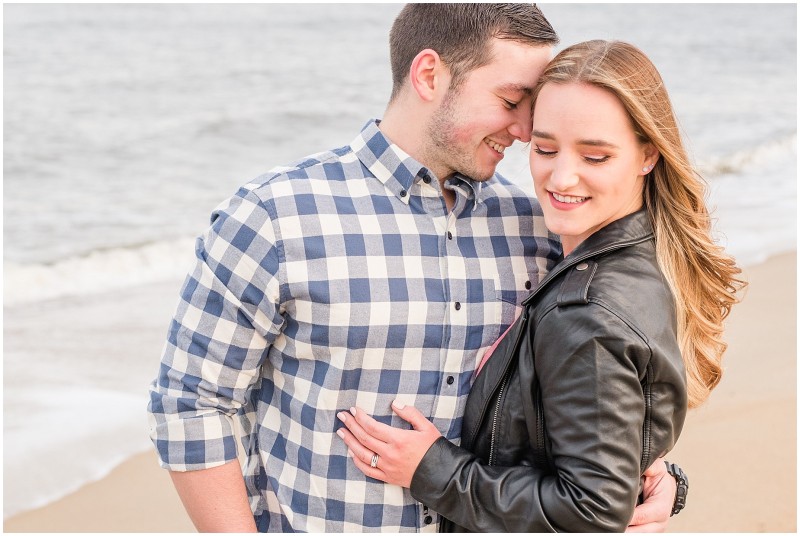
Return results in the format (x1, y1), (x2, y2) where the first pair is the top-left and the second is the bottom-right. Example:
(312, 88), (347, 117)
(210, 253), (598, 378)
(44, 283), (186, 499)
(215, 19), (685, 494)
(508, 110), (532, 143)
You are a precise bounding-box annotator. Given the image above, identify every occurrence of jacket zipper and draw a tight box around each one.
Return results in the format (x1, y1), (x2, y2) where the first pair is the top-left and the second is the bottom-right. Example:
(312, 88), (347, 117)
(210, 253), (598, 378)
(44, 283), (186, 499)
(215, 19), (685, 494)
(488, 372), (510, 466)
(532, 376), (548, 469)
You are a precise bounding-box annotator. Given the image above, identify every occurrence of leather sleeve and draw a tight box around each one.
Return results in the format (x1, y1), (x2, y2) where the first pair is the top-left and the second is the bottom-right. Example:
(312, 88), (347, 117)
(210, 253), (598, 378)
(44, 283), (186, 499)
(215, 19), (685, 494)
(409, 303), (653, 532)
(411, 437), (562, 532)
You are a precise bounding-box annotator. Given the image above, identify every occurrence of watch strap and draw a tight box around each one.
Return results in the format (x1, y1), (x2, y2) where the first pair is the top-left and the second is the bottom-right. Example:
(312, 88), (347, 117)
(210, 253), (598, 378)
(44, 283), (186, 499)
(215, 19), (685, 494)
(664, 461), (689, 516)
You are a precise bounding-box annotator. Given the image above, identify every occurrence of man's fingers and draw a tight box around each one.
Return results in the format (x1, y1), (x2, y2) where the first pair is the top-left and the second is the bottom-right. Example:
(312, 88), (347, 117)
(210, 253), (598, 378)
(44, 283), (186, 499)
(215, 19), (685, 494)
(625, 521), (667, 533)
(627, 499), (669, 532)
(643, 457), (668, 478)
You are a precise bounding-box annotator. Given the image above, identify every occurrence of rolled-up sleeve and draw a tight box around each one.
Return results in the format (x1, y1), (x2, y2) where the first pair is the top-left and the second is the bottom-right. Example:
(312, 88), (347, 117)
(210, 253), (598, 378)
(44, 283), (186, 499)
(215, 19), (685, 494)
(147, 188), (285, 471)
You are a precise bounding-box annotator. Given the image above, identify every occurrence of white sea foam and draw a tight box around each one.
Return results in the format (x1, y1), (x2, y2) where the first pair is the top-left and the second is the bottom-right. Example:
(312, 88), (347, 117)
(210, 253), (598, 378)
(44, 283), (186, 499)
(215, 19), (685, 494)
(698, 132), (798, 179)
(4, 237), (196, 306)
(706, 139), (797, 267)
(3, 388), (153, 519)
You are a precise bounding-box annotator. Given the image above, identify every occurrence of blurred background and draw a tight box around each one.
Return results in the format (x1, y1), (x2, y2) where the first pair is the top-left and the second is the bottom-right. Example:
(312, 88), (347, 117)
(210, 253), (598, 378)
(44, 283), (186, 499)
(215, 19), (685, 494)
(3, 3), (796, 532)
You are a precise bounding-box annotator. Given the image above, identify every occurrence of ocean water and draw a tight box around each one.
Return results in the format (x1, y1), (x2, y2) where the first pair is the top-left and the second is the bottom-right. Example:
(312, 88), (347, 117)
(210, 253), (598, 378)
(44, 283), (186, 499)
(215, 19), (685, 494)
(3, 3), (797, 519)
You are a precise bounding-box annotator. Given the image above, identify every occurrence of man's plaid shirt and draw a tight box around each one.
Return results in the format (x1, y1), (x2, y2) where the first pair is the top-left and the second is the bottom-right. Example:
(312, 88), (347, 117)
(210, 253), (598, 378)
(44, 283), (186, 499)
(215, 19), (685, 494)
(148, 120), (560, 532)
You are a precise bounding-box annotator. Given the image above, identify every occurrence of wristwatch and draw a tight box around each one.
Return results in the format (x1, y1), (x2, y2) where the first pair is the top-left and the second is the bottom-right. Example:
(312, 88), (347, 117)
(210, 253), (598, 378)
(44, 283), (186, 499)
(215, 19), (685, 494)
(664, 461), (689, 516)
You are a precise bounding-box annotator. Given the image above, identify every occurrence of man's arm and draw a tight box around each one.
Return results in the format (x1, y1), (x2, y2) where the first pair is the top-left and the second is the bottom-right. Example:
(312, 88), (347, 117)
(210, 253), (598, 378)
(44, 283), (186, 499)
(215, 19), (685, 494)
(147, 190), (284, 530)
(169, 461), (257, 533)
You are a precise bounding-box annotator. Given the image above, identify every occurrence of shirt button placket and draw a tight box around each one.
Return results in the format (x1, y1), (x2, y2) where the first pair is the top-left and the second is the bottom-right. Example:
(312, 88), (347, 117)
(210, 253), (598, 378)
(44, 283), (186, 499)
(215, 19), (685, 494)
(421, 504), (435, 532)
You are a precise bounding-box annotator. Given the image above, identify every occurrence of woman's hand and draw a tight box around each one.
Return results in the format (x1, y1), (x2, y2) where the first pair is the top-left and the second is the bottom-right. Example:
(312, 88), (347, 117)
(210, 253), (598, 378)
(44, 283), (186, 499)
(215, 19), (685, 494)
(336, 400), (442, 488)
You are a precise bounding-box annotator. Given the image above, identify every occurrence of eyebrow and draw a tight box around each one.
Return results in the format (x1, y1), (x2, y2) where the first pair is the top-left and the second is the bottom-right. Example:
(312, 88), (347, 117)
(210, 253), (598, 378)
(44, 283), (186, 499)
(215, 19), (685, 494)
(498, 83), (533, 96)
(532, 130), (620, 149)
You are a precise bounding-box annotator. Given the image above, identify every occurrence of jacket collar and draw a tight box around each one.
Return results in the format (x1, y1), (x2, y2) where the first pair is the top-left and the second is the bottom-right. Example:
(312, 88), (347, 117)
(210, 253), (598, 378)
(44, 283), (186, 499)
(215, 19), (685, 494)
(522, 209), (654, 306)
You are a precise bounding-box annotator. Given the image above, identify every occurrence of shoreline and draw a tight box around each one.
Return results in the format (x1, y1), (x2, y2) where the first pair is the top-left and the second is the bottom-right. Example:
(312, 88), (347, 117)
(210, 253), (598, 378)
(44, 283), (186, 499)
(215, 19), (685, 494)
(4, 251), (796, 532)
(3, 450), (195, 533)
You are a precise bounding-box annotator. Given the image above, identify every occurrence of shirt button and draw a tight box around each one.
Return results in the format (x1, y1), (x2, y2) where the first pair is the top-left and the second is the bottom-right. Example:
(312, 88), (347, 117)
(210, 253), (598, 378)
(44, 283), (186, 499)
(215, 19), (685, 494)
(424, 516), (433, 525)
(525, 280), (532, 290)
(454, 302), (461, 311)
(422, 175), (431, 184)
(446, 376), (455, 385)
(400, 189), (407, 197)
(447, 231), (453, 240)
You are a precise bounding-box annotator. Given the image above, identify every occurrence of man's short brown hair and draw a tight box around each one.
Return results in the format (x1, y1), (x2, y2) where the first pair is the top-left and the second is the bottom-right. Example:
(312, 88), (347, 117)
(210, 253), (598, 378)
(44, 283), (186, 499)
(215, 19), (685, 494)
(389, 3), (558, 100)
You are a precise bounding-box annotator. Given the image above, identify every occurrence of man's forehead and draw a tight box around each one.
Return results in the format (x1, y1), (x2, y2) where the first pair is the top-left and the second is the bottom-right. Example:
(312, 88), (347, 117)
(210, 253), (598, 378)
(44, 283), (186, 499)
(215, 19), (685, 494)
(476, 39), (553, 87)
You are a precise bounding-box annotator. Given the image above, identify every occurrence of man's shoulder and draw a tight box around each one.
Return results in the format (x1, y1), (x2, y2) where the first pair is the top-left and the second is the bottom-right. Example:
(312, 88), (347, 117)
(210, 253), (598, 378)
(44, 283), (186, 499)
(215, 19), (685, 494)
(245, 145), (358, 195)
(210, 144), (362, 222)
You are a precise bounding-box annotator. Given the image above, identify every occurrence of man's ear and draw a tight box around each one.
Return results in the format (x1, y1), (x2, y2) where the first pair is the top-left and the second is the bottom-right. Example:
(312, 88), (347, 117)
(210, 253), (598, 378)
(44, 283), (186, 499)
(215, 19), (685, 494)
(409, 49), (449, 102)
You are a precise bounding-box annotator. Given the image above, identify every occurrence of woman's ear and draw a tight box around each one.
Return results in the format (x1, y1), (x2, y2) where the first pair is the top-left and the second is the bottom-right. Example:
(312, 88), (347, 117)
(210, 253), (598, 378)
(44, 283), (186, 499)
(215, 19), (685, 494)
(409, 49), (449, 102)
(642, 143), (660, 173)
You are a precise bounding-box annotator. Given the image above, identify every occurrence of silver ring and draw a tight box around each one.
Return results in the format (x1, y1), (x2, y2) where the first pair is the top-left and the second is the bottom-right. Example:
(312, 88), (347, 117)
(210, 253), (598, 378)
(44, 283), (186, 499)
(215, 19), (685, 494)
(370, 453), (379, 468)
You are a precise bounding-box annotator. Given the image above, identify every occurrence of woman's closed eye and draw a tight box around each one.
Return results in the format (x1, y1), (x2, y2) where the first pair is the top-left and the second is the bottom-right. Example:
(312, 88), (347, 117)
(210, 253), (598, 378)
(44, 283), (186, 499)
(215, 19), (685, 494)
(583, 154), (611, 164)
(533, 146), (557, 156)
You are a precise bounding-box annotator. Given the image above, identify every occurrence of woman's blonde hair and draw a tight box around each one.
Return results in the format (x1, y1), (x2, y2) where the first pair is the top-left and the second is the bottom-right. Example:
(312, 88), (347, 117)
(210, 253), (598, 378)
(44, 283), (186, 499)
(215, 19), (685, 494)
(533, 40), (746, 407)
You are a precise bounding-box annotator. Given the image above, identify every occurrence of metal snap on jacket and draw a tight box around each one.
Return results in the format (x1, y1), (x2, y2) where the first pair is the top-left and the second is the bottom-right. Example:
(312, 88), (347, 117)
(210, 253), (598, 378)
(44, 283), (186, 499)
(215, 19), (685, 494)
(576, 262), (589, 271)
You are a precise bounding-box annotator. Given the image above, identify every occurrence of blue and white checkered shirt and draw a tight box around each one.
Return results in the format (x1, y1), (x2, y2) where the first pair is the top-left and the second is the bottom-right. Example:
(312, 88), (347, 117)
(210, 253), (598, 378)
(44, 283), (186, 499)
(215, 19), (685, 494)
(148, 119), (560, 532)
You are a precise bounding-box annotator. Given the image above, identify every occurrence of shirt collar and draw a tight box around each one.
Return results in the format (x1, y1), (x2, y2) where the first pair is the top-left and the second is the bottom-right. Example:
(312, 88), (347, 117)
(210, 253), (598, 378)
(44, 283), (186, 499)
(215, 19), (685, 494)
(447, 173), (484, 210)
(351, 119), (485, 209)
(350, 120), (429, 205)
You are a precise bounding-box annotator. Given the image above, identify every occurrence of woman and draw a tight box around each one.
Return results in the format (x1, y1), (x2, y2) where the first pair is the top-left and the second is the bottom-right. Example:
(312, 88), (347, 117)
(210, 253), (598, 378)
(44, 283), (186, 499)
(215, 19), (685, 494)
(336, 40), (745, 532)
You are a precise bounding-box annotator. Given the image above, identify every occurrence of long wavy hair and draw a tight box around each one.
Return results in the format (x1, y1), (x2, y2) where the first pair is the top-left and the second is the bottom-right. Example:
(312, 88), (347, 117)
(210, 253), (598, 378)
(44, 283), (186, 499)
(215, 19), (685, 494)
(532, 40), (746, 407)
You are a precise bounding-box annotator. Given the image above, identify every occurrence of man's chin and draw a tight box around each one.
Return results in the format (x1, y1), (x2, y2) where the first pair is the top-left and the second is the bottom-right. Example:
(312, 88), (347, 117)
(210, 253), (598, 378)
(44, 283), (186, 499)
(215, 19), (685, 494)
(469, 168), (497, 182)
(455, 164), (496, 182)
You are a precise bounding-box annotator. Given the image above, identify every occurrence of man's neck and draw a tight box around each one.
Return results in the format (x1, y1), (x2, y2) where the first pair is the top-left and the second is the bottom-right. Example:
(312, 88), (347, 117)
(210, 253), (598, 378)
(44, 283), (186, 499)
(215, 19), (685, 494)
(379, 106), (456, 211)
(378, 105), (425, 166)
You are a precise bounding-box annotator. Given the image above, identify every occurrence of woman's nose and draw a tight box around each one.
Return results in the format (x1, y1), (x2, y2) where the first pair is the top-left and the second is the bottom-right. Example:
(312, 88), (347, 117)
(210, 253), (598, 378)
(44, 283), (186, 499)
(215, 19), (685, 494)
(549, 157), (580, 190)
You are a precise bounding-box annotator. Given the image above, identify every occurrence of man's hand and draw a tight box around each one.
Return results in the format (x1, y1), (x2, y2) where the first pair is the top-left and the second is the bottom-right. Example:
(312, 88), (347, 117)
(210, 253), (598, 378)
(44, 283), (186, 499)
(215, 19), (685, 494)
(626, 457), (677, 532)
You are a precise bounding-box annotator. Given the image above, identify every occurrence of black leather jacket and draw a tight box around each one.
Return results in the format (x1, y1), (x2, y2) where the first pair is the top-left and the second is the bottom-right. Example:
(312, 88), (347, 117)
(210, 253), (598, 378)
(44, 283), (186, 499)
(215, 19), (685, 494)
(410, 210), (688, 532)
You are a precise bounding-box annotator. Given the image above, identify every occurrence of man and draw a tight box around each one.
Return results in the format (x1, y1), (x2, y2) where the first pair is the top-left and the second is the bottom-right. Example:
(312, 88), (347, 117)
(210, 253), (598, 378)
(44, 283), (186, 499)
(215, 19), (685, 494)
(148, 4), (680, 532)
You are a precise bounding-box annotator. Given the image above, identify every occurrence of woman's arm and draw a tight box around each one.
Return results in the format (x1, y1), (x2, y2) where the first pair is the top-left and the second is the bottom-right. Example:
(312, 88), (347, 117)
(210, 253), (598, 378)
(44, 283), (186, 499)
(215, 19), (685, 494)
(338, 305), (681, 532)
(338, 403), (676, 532)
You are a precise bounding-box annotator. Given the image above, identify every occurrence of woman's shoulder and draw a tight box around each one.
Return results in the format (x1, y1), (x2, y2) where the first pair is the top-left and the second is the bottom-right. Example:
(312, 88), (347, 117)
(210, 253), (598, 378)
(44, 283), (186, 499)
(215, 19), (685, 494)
(534, 241), (674, 340)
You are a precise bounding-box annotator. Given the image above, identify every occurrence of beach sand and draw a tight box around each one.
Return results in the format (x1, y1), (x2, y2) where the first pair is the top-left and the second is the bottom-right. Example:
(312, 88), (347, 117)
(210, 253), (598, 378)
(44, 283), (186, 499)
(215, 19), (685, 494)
(4, 252), (796, 533)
